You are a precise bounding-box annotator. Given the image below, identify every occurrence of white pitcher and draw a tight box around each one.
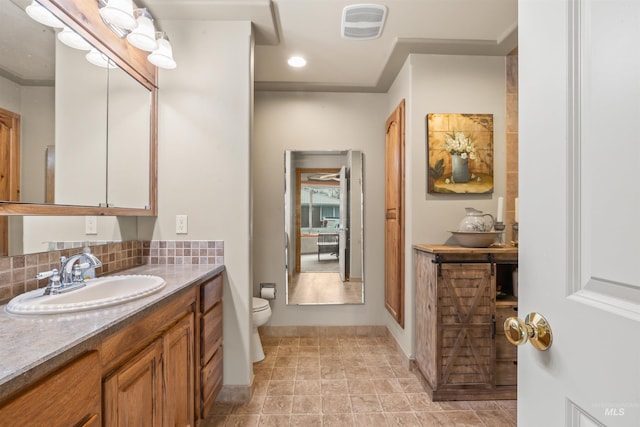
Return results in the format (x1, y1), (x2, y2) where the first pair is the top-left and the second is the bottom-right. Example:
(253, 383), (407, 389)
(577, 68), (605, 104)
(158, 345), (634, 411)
(458, 207), (495, 232)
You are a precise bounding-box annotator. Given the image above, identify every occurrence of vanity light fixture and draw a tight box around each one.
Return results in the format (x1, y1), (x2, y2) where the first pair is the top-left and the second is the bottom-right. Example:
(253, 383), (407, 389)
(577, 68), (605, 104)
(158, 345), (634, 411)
(86, 47), (117, 68)
(148, 32), (177, 69)
(288, 56), (307, 68)
(57, 26), (93, 51)
(98, 0), (137, 31)
(25, 0), (64, 28)
(126, 8), (158, 51)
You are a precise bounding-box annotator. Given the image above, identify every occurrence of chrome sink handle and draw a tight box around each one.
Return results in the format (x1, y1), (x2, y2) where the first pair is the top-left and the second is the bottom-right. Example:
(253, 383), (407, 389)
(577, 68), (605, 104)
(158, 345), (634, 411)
(36, 268), (62, 295)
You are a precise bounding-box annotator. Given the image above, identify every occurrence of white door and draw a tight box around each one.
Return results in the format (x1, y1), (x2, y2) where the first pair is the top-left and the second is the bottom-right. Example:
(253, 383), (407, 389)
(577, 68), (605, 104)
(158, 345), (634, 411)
(519, 0), (640, 426)
(338, 166), (348, 282)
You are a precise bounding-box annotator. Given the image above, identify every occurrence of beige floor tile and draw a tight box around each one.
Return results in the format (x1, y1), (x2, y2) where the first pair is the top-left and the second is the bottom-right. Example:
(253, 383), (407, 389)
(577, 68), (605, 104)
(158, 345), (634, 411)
(445, 410), (485, 426)
(379, 393), (411, 412)
(257, 414), (290, 426)
(353, 412), (388, 427)
(321, 365), (346, 380)
(372, 378), (404, 394)
(294, 379), (321, 395)
(291, 395), (323, 414)
(350, 394), (383, 413)
(226, 414), (260, 426)
(414, 411), (455, 426)
(274, 356), (297, 368)
(385, 412), (422, 426)
(296, 366), (321, 380)
(405, 393), (442, 411)
(322, 413), (355, 426)
(206, 334), (518, 427)
(262, 395), (293, 414)
(271, 367), (296, 380)
(290, 414), (322, 426)
(200, 415), (227, 427)
(398, 377), (425, 393)
(322, 395), (353, 413)
(321, 379), (349, 395)
(347, 379), (376, 394)
(266, 380), (295, 396)
(234, 395), (265, 414)
(474, 409), (517, 427)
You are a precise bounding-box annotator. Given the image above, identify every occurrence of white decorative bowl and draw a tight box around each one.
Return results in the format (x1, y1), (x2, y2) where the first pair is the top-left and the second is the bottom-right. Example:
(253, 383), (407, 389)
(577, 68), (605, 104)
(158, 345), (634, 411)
(450, 231), (501, 248)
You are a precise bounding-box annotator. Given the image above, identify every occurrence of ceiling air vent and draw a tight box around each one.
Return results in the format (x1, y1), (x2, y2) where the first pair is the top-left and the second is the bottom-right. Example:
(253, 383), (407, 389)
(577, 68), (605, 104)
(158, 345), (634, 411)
(341, 4), (388, 40)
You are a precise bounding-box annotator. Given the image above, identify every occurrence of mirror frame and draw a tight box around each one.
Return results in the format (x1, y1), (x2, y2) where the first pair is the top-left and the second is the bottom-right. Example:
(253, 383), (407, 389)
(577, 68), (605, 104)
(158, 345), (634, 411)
(0, 0), (158, 216)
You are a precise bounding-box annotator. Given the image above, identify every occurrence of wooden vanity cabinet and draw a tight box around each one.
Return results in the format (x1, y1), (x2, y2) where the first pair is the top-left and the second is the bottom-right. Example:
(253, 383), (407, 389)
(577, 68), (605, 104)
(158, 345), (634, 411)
(0, 351), (101, 427)
(196, 273), (224, 419)
(0, 271), (224, 427)
(414, 245), (518, 401)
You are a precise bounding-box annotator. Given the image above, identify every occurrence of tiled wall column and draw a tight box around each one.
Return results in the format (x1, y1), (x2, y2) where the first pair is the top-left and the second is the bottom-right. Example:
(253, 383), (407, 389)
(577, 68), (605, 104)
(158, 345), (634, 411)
(506, 50), (519, 242)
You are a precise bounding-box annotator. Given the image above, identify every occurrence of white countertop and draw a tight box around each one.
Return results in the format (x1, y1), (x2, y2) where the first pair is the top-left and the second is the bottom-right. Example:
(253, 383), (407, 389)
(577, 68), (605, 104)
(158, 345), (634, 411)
(0, 263), (224, 400)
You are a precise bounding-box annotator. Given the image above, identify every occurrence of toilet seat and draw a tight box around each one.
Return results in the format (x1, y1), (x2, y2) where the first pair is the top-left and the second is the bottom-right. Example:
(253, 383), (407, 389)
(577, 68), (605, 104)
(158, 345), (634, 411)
(252, 297), (270, 312)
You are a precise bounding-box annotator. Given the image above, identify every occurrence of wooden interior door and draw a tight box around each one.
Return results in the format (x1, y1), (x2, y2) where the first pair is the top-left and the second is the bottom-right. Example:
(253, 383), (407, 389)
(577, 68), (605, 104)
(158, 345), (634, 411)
(384, 99), (405, 327)
(0, 108), (20, 257)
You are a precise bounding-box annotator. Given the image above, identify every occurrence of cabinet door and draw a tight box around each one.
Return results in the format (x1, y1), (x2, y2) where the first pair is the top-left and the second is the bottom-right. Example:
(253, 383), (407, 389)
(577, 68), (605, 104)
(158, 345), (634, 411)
(0, 351), (100, 427)
(164, 314), (195, 427)
(104, 339), (164, 427)
(438, 263), (495, 387)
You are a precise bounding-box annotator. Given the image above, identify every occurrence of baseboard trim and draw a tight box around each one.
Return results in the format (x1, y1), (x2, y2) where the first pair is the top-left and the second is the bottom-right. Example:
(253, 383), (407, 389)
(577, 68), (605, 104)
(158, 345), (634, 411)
(259, 325), (387, 337)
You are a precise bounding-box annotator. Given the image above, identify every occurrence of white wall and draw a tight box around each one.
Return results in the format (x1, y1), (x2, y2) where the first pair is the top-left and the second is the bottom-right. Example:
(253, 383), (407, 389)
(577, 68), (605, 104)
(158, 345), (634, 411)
(138, 21), (254, 387)
(384, 54), (507, 358)
(253, 92), (387, 326)
(20, 86), (54, 203)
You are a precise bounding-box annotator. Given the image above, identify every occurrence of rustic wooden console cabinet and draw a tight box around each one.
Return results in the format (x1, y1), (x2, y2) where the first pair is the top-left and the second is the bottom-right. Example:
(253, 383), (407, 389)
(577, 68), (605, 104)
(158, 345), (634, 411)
(414, 244), (518, 401)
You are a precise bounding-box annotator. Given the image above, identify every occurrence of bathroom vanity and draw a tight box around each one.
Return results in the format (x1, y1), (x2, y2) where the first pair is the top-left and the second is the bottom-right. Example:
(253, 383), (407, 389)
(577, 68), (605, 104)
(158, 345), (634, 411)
(414, 244), (518, 401)
(0, 264), (224, 426)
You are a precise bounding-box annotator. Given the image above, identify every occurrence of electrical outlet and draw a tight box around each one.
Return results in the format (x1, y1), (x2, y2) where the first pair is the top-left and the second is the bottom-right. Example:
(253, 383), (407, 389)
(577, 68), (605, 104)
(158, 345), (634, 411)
(85, 216), (97, 235)
(176, 215), (188, 234)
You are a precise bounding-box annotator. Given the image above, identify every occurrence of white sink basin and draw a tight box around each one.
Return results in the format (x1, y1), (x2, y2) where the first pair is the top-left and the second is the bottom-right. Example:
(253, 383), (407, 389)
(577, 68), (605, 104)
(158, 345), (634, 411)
(5, 275), (166, 315)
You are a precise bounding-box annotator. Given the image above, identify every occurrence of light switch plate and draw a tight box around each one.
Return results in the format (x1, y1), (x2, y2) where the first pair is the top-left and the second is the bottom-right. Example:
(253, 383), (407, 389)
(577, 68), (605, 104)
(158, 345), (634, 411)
(85, 216), (97, 235)
(176, 215), (188, 234)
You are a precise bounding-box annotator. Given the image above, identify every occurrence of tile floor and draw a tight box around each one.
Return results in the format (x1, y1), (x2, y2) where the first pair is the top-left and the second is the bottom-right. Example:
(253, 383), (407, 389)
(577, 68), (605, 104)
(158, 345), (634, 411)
(202, 335), (516, 426)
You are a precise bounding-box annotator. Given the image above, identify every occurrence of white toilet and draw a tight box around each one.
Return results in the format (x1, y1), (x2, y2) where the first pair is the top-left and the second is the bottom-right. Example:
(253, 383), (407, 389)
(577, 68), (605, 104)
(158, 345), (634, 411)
(251, 297), (272, 362)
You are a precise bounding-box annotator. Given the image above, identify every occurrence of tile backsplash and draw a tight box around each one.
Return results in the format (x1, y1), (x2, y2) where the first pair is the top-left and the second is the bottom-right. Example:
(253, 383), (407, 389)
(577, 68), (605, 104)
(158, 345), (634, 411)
(0, 240), (224, 305)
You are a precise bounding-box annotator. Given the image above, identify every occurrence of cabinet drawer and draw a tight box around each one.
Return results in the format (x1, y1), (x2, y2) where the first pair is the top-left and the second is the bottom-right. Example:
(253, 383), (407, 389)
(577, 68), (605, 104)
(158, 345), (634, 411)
(201, 274), (223, 313)
(201, 346), (223, 417)
(495, 360), (517, 386)
(201, 302), (223, 364)
(0, 352), (101, 427)
(495, 333), (517, 360)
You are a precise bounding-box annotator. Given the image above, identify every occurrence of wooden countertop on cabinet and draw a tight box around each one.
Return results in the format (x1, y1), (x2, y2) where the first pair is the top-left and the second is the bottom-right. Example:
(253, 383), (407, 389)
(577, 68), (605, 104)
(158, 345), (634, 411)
(413, 244), (518, 401)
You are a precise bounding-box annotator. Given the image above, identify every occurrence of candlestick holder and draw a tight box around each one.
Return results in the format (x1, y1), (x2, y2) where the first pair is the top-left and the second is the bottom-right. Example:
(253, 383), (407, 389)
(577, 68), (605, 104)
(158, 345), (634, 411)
(511, 222), (519, 247)
(493, 221), (506, 247)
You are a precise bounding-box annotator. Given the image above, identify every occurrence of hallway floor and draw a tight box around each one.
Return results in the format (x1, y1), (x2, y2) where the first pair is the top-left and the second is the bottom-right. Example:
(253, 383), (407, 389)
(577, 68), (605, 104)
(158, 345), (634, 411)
(202, 335), (516, 426)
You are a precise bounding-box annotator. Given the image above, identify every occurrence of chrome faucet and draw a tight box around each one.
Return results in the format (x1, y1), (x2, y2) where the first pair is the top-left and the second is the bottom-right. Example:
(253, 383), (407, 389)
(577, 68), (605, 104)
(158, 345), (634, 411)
(37, 248), (102, 295)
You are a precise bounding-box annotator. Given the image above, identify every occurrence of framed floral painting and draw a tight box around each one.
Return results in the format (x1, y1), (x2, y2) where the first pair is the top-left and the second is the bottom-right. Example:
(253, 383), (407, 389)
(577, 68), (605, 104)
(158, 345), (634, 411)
(426, 113), (494, 194)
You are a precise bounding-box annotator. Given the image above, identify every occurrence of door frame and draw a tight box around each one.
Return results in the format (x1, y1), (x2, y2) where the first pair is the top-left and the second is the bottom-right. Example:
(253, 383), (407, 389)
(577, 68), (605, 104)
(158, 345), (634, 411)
(0, 107), (21, 256)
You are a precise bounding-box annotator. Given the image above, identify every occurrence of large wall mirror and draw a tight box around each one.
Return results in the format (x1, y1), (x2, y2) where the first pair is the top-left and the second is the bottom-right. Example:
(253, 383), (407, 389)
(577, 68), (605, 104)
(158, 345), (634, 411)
(0, 0), (156, 213)
(284, 150), (364, 305)
(0, 0), (157, 255)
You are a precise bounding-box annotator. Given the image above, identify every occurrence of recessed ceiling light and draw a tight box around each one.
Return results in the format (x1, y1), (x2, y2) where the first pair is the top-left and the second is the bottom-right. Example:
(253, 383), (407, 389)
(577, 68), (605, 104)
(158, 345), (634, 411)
(288, 56), (306, 68)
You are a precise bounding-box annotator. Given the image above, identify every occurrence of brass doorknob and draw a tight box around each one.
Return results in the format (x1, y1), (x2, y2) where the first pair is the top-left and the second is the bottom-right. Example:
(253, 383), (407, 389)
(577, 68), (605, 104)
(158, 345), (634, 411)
(504, 312), (553, 351)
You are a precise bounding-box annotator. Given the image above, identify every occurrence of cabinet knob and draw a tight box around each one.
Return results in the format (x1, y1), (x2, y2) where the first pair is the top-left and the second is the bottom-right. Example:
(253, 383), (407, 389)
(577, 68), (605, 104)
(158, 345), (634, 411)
(504, 312), (553, 351)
